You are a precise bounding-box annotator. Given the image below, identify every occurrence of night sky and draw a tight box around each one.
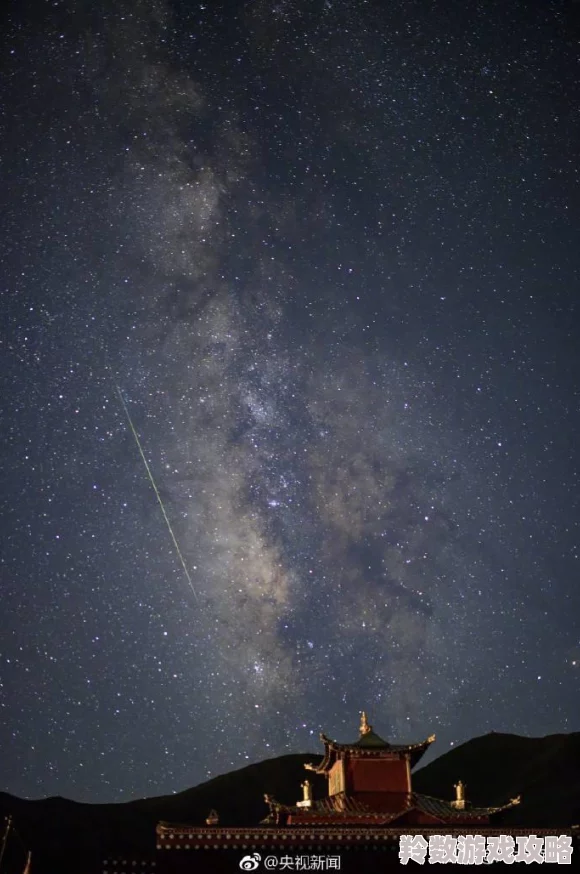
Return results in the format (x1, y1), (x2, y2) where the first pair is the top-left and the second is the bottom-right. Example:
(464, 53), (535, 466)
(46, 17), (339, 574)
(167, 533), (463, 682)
(1, 0), (579, 804)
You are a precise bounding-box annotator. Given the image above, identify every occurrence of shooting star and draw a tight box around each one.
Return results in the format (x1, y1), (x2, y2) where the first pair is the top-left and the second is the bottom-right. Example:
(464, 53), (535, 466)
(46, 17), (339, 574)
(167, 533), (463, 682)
(115, 385), (199, 603)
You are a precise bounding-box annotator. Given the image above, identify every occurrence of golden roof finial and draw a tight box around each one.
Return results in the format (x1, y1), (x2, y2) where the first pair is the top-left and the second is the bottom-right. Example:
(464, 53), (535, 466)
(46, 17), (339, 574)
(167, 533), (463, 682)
(359, 710), (372, 736)
(451, 780), (467, 810)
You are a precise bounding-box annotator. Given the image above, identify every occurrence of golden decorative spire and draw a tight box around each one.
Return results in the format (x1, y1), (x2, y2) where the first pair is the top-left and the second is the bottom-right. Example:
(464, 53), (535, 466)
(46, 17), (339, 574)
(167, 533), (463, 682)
(359, 710), (372, 735)
(452, 780), (467, 810)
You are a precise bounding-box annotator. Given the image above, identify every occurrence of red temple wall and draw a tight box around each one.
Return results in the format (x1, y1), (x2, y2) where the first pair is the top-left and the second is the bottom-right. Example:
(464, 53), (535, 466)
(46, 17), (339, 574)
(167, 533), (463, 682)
(345, 758), (409, 794)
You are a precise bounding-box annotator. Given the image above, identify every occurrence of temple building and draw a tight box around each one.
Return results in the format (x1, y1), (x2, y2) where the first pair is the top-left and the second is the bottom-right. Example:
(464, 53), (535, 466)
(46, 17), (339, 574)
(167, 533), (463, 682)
(257, 711), (519, 828)
(102, 712), (576, 872)
(151, 712), (532, 868)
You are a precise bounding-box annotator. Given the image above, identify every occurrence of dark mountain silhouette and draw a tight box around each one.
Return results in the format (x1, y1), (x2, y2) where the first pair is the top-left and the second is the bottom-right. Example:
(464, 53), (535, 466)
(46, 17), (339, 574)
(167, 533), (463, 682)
(0, 733), (578, 873)
(412, 731), (580, 828)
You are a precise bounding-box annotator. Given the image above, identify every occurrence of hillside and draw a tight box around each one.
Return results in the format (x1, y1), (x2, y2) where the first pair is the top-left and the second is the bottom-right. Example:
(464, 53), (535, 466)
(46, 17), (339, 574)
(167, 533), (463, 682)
(413, 730), (580, 828)
(0, 732), (578, 873)
(0, 754), (325, 873)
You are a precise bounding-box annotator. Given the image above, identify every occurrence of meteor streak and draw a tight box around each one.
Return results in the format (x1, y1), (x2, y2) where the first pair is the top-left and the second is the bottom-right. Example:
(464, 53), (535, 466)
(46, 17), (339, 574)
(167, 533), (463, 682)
(115, 385), (199, 603)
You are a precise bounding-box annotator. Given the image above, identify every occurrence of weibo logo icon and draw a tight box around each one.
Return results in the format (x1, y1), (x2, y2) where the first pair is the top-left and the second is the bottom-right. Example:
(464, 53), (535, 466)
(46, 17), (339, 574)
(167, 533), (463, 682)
(239, 852), (261, 870)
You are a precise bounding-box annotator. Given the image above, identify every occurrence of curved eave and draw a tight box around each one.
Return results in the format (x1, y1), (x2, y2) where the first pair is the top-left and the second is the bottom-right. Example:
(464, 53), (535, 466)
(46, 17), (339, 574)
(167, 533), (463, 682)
(487, 796), (522, 817)
(305, 732), (436, 772)
(410, 791), (521, 822)
(407, 735), (436, 768)
(317, 734), (435, 765)
(304, 734), (335, 774)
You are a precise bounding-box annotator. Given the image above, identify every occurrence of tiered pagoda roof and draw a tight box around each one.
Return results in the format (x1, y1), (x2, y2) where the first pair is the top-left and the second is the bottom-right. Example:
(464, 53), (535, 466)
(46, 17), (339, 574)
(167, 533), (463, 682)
(306, 716), (436, 772)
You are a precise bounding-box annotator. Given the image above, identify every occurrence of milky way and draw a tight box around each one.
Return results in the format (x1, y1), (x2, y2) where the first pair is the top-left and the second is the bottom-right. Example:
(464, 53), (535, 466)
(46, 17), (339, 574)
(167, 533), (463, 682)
(1, 0), (579, 801)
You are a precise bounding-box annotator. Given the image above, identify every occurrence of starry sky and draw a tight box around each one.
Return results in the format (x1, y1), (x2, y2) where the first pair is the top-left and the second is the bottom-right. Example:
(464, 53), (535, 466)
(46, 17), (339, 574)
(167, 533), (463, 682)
(1, 0), (579, 803)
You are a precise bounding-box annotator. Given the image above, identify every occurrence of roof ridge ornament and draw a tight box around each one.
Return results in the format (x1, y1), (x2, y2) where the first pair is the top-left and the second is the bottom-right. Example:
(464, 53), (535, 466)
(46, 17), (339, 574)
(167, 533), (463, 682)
(359, 711), (372, 736)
